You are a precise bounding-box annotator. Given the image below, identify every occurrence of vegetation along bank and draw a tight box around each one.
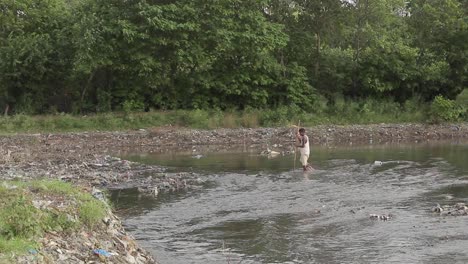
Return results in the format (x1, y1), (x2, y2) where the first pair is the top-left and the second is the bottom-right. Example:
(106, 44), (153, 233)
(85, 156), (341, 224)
(1, 1), (466, 116)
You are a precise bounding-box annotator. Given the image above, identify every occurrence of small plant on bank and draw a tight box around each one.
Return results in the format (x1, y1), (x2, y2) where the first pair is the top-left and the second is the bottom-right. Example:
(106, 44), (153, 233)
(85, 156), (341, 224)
(0, 195), (43, 238)
(429, 95), (465, 123)
(79, 200), (108, 228)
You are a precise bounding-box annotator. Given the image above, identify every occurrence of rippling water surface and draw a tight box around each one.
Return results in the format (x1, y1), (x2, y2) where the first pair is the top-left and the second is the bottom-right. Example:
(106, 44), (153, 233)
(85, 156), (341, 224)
(111, 142), (468, 264)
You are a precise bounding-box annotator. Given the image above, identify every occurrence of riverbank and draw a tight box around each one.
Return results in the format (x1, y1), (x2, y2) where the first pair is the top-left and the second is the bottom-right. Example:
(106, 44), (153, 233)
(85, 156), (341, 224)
(0, 180), (155, 263)
(2, 123), (467, 166)
(0, 123), (467, 262)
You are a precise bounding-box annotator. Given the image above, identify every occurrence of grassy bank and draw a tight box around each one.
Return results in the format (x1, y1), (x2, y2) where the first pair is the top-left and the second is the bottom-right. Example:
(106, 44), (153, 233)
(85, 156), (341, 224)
(0, 180), (107, 261)
(0, 96), (466, 134)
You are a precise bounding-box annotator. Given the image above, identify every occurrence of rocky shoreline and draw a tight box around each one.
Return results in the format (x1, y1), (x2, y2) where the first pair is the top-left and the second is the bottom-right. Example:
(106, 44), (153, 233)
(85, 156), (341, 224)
(1, 123), (467, 263)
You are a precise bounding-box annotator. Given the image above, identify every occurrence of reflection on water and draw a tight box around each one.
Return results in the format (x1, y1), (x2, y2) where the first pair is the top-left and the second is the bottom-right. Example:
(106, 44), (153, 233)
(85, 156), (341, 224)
(112, 142), (468, 264)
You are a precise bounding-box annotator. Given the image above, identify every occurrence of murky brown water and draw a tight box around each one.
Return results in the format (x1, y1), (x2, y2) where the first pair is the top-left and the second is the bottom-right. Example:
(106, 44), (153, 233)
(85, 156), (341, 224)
(111, 142), (468, 264)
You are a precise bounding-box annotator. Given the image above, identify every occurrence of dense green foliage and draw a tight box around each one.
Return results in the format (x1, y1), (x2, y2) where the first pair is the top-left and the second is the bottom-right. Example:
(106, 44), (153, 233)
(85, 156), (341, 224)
(0, 0), (467, 116)
(429, 95), (465, 123)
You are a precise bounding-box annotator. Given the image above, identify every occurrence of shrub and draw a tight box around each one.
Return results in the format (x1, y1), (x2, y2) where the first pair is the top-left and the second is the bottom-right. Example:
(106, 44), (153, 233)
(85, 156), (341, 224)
(78, 200), (107, 228)
(429, 95), (465, 123)
(221, 113), (238, 128)
(122, 99), (145, 113)
(0, 196), (43, 238)
(260, 105), (303, 126)
(0, 237), (36, 255)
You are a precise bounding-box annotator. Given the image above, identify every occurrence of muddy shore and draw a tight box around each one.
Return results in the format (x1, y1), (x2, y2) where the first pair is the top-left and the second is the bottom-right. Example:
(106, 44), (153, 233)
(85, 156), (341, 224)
(1, 123), (467, 263)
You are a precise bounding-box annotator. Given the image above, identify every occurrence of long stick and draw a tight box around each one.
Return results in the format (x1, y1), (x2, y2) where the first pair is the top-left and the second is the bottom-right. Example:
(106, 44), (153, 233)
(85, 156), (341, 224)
(294, 120), (300, 171)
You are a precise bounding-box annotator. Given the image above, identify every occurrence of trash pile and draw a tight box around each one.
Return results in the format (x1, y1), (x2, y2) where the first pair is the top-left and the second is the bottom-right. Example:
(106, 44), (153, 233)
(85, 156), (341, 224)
(431, 203), (468, 216)
(0, 153), (206, 196)
(2, 183), (157, 264)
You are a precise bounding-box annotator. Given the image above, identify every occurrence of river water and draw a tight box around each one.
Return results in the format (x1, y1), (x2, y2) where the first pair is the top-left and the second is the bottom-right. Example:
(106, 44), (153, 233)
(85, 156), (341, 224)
(111, 142), (468, 264)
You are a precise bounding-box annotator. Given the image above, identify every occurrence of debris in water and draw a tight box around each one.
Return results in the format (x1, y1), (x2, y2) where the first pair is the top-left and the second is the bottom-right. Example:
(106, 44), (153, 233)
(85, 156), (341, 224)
(431, 204), (443, 213)
(432, 203), (468, 216)
(369, 214), (392, 221)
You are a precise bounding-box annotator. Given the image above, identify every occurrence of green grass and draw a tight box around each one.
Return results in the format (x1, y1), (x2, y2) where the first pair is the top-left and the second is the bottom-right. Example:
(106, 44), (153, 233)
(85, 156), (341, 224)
(0, 237), (37, 255)
(0, 180), (108, 258)
(79, 200), (107, 228)
(29, 180), (79, 196)
(0, 96), (466, 134)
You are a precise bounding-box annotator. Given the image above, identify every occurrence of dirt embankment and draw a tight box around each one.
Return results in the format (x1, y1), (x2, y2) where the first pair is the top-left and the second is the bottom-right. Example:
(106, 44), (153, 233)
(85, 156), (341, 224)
(0, 123), (467, 263)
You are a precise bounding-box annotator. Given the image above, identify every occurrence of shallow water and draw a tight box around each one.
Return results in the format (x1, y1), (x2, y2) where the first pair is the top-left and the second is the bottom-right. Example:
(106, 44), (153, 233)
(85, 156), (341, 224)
(111, 142), (468, 264)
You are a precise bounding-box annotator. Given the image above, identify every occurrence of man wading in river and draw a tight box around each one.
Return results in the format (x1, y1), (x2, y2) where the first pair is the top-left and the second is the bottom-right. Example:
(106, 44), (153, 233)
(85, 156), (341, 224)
(296, 128), (313, 171)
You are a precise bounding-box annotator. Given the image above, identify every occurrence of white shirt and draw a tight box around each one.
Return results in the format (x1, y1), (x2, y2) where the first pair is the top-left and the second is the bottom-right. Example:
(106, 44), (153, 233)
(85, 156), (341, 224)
(299, 135), (310, 156)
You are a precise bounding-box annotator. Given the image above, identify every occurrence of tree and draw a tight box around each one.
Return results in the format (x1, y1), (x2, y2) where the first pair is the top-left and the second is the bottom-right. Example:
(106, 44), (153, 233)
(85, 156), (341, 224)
(72, 0), (311, 111)
(407, 0), (467, 100)
(0, 0), (72, 114)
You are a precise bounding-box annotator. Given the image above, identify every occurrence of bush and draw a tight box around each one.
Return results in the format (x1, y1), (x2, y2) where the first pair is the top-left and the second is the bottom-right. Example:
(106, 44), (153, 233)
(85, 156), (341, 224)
(0, 196), (43, 239)
(429, 95), (465, 123)
(240, 109), (260, 128)
(78, 200), (107, 228)
(122, 99), (145, 113)
(0, 237), (36, 255)
(260, 105), (303, 126)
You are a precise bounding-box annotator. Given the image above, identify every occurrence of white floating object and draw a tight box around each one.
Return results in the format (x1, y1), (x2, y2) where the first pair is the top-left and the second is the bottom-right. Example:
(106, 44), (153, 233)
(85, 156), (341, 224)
(269, 150), (280, 156)
(374, 161), (383, 166)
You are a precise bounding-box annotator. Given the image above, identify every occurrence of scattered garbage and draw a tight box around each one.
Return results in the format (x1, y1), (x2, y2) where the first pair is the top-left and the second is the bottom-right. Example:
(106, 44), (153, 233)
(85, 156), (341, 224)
(92, 187), (106, 201)
(260, 147), (280, 157)
(32, 200), (53, 209)
(431, 203), (468, 216)
(1, 181), (17, 189)
(28, 248), (38, 255)
(93, 248), (112, 257)
(8, 188), (156, 263)
(1, 126), (467, 263)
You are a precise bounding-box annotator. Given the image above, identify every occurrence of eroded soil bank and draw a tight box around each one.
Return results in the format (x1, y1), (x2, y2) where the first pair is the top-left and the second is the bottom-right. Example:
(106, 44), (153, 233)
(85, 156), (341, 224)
(0, 123), (467, 263)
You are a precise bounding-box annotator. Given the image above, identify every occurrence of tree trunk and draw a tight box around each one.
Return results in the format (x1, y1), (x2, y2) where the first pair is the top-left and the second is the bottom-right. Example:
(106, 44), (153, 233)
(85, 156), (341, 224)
(4, 104), (9, 116)
(315, 32), (321, 78)
(280, 50), (286, 78)
(79, 71), (95, 114)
